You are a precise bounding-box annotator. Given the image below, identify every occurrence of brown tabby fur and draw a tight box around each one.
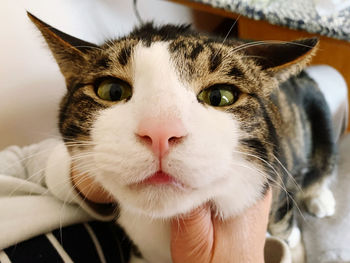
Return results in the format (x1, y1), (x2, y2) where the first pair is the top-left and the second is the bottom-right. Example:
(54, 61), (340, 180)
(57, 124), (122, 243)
(28, 12), (336, 253)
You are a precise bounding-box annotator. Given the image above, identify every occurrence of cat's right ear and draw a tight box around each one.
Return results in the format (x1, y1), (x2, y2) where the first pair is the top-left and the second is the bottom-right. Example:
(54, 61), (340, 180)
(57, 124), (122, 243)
(243, 38), (319, 82)
(27, 12), (98, 81)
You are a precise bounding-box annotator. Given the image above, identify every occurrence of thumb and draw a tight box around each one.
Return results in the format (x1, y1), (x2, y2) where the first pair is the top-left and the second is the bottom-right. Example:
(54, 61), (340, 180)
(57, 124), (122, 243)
(171, 204), (214, 263)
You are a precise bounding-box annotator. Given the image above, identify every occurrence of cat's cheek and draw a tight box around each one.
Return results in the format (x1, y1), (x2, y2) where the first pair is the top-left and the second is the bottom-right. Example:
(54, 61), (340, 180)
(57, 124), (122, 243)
(90, 106), (156, 178)
(164, 107), (240, 188)
(210, 174), (266, 218)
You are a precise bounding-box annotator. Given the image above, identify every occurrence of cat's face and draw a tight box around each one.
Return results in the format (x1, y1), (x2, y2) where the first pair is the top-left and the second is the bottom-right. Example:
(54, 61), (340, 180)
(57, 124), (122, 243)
(88, 41), (267, 218)
(29, 13), (318, 219)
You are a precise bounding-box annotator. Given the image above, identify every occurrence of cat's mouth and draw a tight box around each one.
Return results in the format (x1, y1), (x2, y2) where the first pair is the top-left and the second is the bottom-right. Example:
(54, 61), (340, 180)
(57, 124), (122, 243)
(141, 171), (175, 185)
(130, 171), (187, 189)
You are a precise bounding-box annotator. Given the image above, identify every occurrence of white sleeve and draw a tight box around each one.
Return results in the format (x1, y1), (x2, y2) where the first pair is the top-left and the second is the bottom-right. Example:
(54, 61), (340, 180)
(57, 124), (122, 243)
(0, 139), (60, 186)
(0, 139), (92, 249)
(0, 139), (115, 250)
(0, 139), (116, 220)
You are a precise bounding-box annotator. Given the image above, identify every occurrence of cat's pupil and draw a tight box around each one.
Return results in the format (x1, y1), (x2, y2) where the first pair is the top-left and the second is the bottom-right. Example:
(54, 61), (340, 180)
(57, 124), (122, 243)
(209, 89), (221, 106)
(109, 84), (122, 101)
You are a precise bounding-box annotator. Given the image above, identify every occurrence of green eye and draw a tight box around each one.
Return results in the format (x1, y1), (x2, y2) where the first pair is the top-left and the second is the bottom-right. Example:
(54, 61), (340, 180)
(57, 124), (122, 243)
(198, 85), (239, 107)
(96, 79), (132, 102)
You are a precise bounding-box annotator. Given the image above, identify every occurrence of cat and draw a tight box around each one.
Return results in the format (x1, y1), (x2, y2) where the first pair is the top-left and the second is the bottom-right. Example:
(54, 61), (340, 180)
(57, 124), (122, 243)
(28, 12), (336, 262)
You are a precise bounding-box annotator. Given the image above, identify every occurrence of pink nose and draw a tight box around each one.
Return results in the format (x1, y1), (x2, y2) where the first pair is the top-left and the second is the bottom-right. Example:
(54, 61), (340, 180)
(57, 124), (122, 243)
(136, 118), (187, 158)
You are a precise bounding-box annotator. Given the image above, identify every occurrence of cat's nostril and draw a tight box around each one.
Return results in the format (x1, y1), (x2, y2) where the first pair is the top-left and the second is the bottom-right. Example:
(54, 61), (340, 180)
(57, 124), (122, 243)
(168, 136), (182, 145)
(169, 136), (177, 142)
(137, 134), (153, 145)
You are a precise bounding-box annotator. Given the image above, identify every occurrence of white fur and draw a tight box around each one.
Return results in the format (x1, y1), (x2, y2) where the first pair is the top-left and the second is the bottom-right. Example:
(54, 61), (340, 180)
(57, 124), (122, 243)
(119, 210), (171, 263)
(287, 226), (301, 248)
(78, 42), (266, 262)
(305, 184), (335, 218)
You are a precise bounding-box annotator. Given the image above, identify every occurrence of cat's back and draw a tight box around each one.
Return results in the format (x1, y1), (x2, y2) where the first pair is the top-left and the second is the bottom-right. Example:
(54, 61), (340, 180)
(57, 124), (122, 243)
(270, 71), (335, 185)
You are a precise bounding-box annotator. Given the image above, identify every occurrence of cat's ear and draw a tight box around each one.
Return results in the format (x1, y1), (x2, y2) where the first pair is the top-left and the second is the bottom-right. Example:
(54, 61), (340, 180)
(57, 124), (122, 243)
(244, 38), (319, 81)
(27, 12), (98, 81)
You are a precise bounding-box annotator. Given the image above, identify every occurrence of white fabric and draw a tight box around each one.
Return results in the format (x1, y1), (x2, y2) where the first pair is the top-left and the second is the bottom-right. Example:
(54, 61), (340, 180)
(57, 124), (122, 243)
(0, 139), (114, 249)
(314, 0), (350, 16)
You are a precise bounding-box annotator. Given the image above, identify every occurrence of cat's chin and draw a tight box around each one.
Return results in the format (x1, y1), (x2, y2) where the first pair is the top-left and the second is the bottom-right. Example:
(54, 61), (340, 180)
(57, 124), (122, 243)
(121, 201), (207, 219)
(117, 184), (210, 219)
(113, 173), (266, 220)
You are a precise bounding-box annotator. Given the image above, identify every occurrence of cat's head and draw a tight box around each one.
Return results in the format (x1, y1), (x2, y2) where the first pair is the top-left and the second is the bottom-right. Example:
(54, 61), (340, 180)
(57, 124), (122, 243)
(29, 13), (318, 219)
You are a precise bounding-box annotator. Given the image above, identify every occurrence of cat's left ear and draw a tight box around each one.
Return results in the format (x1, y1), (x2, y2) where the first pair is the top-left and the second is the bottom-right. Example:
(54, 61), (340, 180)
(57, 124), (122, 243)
(27, 12), (98, 82)
(244, 38), (319, 81)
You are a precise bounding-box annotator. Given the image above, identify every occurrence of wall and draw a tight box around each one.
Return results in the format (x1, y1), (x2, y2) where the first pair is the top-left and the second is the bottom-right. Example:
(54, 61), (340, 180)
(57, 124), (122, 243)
(0, 0), (193, 149)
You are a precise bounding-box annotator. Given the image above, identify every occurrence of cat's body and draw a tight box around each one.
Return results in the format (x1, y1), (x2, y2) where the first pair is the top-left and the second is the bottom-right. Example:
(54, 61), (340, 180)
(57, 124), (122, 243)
(28, 13), (336, 262)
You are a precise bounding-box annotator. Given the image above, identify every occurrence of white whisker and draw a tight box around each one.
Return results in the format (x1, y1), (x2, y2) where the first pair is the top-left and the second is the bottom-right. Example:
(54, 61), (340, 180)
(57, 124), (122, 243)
(233, 150), (306, 221)
(212, 15), (241, 61)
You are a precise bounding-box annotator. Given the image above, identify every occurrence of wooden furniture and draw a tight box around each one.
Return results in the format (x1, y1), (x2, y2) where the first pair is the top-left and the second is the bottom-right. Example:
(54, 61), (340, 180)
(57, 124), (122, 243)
(169, 0), (350, 130)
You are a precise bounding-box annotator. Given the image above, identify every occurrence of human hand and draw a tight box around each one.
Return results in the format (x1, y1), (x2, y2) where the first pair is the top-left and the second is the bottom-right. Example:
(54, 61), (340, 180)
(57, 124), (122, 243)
(171, 189), (272, 263)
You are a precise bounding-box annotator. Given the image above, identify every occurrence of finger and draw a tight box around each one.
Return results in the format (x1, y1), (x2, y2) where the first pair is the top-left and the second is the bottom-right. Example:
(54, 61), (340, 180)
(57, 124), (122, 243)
(171, 204), (214, 263)
(214, 188), (272, 228)
(212, 189), (272, 263)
